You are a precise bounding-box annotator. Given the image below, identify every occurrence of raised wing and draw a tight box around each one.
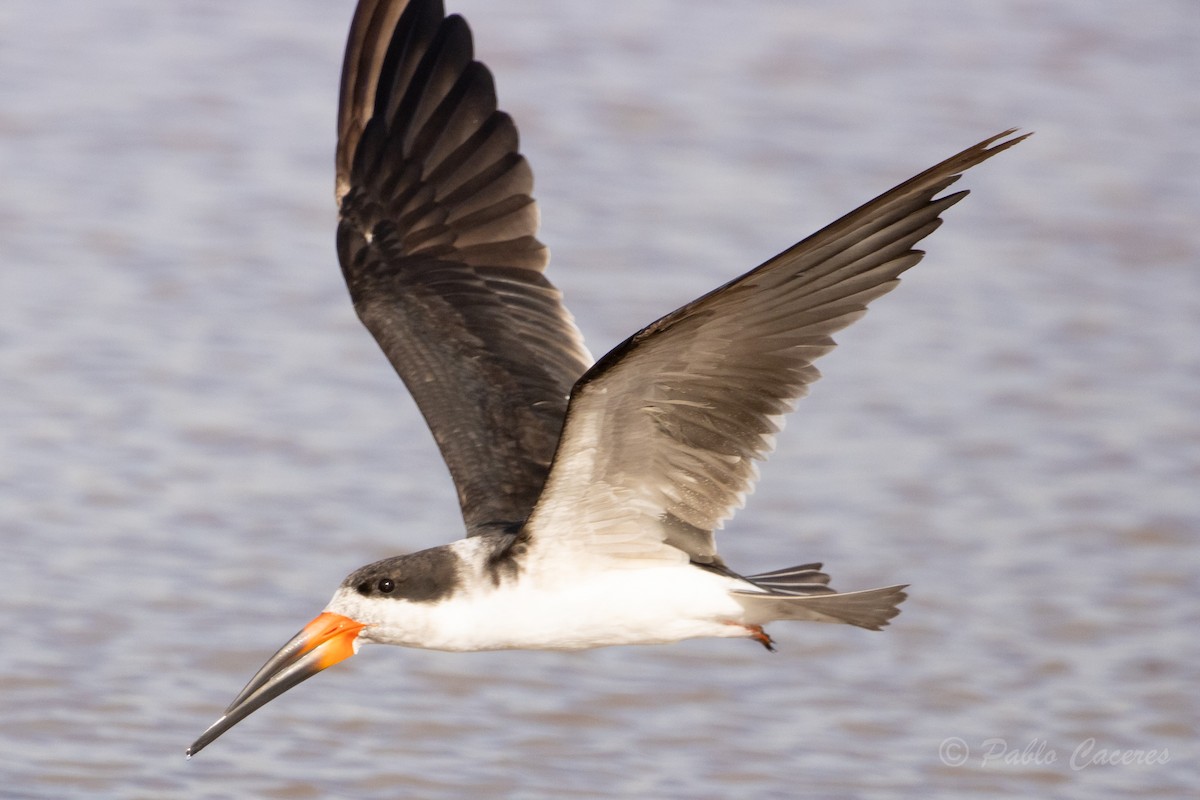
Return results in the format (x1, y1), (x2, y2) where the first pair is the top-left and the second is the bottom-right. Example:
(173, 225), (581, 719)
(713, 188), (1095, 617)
(523, 131), (1027, 566)
(336, 0), (592, 535)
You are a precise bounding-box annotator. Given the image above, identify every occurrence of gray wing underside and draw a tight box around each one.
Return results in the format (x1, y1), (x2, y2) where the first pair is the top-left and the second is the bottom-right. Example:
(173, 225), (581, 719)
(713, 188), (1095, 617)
(336, 0), (591, 536)
(524, 130), (1027, 566)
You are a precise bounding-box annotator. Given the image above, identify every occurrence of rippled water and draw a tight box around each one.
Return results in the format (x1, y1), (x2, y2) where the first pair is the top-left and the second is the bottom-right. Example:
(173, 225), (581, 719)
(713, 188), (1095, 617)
(2, 0), (1197, 797)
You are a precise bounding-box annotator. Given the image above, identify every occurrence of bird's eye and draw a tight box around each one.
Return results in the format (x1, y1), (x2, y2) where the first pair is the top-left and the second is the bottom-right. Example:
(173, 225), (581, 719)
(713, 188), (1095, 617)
(377, 578), (395, 594)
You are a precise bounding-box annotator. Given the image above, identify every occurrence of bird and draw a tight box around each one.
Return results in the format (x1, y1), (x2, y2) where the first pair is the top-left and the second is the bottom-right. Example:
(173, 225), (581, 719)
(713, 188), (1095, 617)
(186, 0), (1025, 757)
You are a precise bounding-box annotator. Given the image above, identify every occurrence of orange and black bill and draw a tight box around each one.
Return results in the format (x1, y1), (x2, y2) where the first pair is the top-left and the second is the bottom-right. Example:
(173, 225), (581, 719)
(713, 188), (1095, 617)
(186, 612), (365, 757)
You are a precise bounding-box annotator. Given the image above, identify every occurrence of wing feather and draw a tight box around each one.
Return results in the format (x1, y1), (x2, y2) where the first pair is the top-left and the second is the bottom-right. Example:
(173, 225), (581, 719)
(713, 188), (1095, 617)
(523, 131), (1028, 566)
(336, 0), (591, 536)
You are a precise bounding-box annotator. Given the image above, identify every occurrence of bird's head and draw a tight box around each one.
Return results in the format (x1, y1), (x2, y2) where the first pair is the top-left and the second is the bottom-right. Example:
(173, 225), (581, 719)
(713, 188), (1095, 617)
(187, 549), (459, 757)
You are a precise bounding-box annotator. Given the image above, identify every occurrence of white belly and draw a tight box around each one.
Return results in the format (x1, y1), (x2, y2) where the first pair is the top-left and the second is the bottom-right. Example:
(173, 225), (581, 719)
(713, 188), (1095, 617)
(353, 565), (751, 652)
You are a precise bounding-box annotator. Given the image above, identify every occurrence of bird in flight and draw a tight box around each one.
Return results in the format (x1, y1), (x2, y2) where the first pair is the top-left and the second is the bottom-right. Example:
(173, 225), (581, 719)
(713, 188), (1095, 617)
(187, 0), (1025, 757)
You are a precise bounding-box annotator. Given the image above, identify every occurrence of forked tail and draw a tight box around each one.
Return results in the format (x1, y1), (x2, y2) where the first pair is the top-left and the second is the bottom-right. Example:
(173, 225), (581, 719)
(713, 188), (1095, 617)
(734, 562), (908, 631)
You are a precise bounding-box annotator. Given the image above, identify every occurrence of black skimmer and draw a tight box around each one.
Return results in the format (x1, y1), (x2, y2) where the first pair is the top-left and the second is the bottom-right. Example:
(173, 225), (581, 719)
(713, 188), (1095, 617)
(186, 0), (1025, 757)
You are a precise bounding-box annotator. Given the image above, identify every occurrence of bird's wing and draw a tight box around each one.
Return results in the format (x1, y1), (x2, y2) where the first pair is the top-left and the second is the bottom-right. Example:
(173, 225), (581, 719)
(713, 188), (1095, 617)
(520, 130), (1027, 568)
(336, 0), (592, 536)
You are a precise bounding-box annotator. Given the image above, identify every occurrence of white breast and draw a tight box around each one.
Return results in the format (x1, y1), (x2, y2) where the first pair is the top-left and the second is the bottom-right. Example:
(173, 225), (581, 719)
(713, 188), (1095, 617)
(330, 563), (752, 652)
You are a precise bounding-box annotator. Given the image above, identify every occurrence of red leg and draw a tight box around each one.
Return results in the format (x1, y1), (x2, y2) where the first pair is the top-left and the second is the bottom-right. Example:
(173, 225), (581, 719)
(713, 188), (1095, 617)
(746, 624), (776, 652)
(722, 620), (777, 651)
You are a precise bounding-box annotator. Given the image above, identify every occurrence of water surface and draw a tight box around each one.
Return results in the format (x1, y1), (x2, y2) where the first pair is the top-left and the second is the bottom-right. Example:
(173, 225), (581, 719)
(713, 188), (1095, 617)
(2, 1), (1197, 797)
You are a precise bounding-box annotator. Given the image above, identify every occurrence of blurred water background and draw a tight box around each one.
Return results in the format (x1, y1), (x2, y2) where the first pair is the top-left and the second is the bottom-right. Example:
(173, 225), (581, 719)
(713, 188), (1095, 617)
(1, 0), (1197, 797)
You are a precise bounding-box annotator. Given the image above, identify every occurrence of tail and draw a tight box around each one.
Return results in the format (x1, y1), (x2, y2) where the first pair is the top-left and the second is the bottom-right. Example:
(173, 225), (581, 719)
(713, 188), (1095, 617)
(734, 562), (908, 631)
(744, 562), (834, 595)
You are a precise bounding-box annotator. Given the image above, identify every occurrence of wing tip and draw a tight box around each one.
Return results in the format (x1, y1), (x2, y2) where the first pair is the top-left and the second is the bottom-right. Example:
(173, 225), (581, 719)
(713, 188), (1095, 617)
(958, 128), (1032, 170)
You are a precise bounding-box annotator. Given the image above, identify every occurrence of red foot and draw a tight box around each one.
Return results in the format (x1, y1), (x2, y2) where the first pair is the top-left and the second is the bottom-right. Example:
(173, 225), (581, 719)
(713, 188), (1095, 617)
(746, 624), (776, 652)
